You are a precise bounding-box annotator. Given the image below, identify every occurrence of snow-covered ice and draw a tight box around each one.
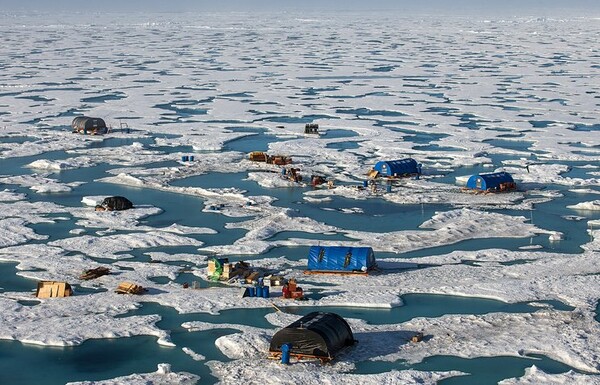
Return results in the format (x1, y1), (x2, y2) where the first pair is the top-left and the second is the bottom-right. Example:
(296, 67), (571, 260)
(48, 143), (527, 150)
(0, 8), (599, 385)
(67, 364), (199, 385)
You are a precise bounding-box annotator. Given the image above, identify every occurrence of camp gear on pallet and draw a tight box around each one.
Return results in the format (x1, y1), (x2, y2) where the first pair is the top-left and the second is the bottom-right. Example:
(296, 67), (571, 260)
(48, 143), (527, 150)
(268, 155), (292, 165)
(36, 281), (73, 298)
(245, 271), (260, 284)
(209, 259), (251, 281)
(283, 167), (302, 183)
(304, 123), (319, 134)
(208, 258), (228, 281)
(79, 267), (110, 280)
(249, 151), (268, 162)
(240, 285), (270, 298)
(263, 275), (284, 287)
(311, 175), (326, 186)
(115, 282), (145, 295)
(367, 169), (379, 179)
(227, 261), (251, 280)
(248, 152), (292, 165)
(282, 278), (303, 299)
(411, 332), (424, 343)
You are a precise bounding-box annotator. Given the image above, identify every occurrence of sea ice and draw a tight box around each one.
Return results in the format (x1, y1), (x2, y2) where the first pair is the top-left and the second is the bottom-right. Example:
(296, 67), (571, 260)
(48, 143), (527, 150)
(66, 364), (199, 385)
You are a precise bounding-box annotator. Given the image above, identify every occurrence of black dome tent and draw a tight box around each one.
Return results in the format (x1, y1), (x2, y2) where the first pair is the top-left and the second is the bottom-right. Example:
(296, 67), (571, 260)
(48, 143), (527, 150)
(269, 312), (355, 362)
(71, 116), (107, 135)
(97, 196), (133, 211)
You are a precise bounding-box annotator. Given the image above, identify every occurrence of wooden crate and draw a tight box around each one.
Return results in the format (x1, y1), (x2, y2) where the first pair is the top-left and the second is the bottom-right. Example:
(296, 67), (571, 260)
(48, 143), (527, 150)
(36, 281), (73, 298)
(115, 282), (145, 295)
(245, 271), (260, 284)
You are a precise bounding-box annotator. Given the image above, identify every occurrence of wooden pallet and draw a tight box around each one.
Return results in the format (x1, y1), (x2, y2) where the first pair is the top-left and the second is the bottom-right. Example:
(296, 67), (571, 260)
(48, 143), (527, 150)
(115, 282), (145, 295)
(303, 270), (369, 276)
(268, 351), (331, 364)
(80, 267), (110, 280)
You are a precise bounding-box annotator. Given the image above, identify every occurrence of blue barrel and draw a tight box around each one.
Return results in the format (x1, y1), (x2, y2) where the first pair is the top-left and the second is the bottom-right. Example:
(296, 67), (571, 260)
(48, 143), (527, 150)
(189, 155), (195, 161)
(386, 184), (392, 193)
(256, 286), (264, 297)
(281, 168), (286, 175)
(181, 155), (189, 162)
(363, 180), (368, 187)
(281, 343), (292, 365)
(262, 286), (269, 298)
(248, 287), (255, 297)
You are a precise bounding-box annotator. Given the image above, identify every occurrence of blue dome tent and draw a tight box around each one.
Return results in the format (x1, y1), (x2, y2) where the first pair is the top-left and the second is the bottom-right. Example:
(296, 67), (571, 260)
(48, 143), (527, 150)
(372, 158), (421, 177)
(306, 246), (376, 274)
(466, 171), (516, 192)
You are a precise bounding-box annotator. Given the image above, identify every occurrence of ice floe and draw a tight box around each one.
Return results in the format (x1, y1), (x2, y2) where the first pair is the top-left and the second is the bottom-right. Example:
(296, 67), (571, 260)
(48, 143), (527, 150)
(499, 365), (600, 384)
(67, 364), (199, 385)
(568, 200), (600, 211)
(0, 294), (168, 347)
(0, 173), (83, 193)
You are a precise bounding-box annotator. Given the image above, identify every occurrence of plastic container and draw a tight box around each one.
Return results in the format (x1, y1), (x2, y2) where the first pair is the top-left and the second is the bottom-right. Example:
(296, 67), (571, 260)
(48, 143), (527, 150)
(256, 286), (264, 297)
(189, 155), (195, 161)
(281, 343), (292, 365)
(248, 287), (255, 297)
(181, 155), (189, 162)
(363, 180), (368, 187)
(262, 286), (270, 298)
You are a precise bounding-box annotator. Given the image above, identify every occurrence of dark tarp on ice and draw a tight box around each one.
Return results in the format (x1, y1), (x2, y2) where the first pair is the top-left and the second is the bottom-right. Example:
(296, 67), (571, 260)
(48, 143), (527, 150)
(100, 196), (133, 211)
(71, 116), (107, 134)
(269, 312), (355, 360)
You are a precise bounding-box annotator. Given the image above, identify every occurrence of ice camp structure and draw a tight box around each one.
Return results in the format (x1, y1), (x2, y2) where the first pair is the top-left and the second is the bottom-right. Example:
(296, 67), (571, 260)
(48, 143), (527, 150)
(95, 196), (133, 211)
(71, 116), (108, 135)
(465, 171), (516, 192)
(305, 246), (376, 275)
(304, 123), (319, 134)
(269, 312), (355, 363)
(368, 158), (421, 179)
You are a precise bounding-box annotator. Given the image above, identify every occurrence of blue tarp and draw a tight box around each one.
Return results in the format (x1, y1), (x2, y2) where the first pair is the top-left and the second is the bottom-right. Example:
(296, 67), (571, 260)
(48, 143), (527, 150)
(373, 158), (420, 176)
(307, 246), (376, 272)
(466, 171), (515, 190)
